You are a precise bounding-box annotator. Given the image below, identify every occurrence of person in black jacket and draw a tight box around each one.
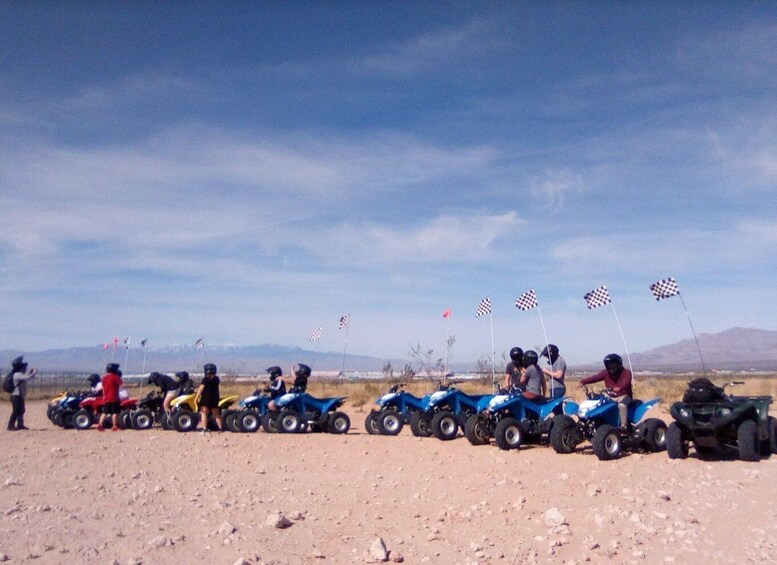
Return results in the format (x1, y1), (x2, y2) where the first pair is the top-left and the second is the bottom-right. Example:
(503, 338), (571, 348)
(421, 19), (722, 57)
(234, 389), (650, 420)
(7, 356), (37, 431)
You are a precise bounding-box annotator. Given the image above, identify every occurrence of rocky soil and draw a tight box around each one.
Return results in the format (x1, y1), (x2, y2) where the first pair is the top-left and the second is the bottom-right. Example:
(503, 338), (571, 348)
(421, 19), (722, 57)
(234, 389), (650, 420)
(1, 402), (776, 564)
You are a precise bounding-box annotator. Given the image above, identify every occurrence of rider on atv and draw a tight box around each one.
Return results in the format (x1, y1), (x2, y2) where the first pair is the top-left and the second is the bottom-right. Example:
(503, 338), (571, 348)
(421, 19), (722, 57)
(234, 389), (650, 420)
(502, 347), (524, 393)
(148, 371), (190, 416)
(579, 353), (633, 430)
(519, 350), (546, 400)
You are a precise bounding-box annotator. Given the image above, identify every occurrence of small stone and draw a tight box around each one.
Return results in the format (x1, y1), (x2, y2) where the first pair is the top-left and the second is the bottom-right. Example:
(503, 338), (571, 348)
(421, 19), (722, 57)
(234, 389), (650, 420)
(147, 536), (168, 549)
(232, 559), (249, 565)
(265, 512), (292, 529)
(219, 521), (236, 535)
(369, 537), (389, 562)
(543, 507), (567, 528)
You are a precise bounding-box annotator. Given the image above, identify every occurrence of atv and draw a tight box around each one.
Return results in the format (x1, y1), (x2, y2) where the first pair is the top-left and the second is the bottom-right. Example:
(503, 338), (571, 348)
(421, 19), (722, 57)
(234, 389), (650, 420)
(225, 389), (274, 433)
(667, 380), (777, 461)
(127, 391), (165, 430)
(71, 395), (138, 430)
(550, 386), (666, 460)
(413, 383), (495, 440)
(169, 392), (239, 432)
(364, 383), (434, 436)
(464, 388), (567, 450)
(273, 392), (350, 434)
(48, 390), (92, 429)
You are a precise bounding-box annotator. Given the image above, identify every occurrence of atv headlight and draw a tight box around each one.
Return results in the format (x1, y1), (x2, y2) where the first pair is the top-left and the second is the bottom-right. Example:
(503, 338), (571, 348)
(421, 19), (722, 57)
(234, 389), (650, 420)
(679, 408), (690, 418)
(718, 407), (732, 417)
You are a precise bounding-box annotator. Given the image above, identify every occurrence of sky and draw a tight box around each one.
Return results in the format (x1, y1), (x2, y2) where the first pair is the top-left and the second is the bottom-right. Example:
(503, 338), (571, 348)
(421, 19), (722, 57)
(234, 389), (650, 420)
(1, 2), (776, 368)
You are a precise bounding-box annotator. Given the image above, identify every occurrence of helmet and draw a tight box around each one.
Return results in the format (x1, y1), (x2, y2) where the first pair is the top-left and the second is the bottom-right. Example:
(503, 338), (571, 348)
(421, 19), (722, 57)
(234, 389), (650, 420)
(603, 353), (623, 376)
(292, 363), (311, 379)
(175, 371), (190, 382)
(523, 350), (539, 367)
(87, 373), (101, 387)
(266, 366), (282, 380)
(509, 347), (524, 364)
(106, 363), (120, 374)
(540, 344), (559, 362)
(203, 363), (217, 375)
(11, 356), (26, 372)
(147, 372), (161, 385)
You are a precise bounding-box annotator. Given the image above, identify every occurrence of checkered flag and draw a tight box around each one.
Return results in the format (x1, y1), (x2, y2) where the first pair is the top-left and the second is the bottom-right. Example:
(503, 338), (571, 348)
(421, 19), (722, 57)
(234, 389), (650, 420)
(309, 327), (322, 342)
(339, 314), (350, 330)
(515, 289), (538, 311)
(650, 277), (680, 301)
(584, 285), (611, 309)
(476, 297), (492, 317)
(195, 337), (205, 350)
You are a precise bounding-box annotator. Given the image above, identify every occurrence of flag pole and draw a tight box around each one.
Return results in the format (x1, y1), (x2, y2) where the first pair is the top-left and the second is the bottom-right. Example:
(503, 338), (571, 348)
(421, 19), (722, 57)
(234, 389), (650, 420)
(141, 344), (148, 374)
(609, 303), (634, 377)
(340, 324), (349, 377)
(313, 338), (320, 367)
(444, 311), (451, 373)
(678, 293), (706, 374)
(489, 311), (496, 392)
(123, 337), (131, 375)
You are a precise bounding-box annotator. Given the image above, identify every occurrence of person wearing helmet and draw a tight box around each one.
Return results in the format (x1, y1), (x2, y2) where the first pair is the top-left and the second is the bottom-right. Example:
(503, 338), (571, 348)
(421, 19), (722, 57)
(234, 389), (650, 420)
(97, 363), (123, 431)
(264, 366), (287, 412)
(502, 347), (524, 392)
(518, 350), (546, 400)
(579, 354), (633, 430)
(195, 363), (223, 432)
(540, 344), (567, 398)
(87, 373), (103, 395)
(148, 372), (184, 416)
(6, 356), (37, 431)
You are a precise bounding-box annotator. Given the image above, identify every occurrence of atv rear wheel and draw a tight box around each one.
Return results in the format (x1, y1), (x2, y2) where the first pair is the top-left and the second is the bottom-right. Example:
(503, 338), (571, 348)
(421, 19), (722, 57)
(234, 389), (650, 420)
(761, 416), (777, 456)
(549, 415), (580, 454)
(239, 411), (261, 433)
(666, 423), (688, 459)
(431, 410), (458, 441)
(131, 409), (154, 430)
(262, 412), (278, 433)
(364, 411), (380, 435)
(737, 419), (760, 461)
(494, 417), (524, 450)
(160, 413), (172, 430)
(277, 410), (303, 433)
(119, 409), (133, 430)
(643, 418), (667, 452)
(223, 410), (241, 433)
(464, 414), (490, 446)
(592, 424), (622, 461)
(172, 410), (198, 432)
(409, 412), (432, 437)
(378, 410), (403, 436)
(73, 409), (94, 430)
(327, 411), (350, 434)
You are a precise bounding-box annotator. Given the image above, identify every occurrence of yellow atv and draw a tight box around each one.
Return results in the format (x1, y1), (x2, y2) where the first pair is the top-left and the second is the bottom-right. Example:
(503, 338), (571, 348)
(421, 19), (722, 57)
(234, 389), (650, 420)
(170, 393), (238, 432)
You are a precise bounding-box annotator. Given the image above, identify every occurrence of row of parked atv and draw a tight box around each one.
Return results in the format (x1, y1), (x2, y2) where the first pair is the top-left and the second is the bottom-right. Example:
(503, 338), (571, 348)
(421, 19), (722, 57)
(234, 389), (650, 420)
(47, 386), (352, 435)
(363, 379), (777, 462)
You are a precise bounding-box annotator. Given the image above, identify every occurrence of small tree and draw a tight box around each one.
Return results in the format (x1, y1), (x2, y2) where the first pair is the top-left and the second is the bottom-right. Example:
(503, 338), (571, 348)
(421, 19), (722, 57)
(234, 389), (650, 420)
(409, 343), (445, 385)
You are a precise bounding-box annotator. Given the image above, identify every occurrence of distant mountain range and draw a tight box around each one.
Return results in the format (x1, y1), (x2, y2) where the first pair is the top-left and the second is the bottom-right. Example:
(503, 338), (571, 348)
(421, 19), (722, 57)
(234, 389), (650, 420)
(1, 327), (775, 374)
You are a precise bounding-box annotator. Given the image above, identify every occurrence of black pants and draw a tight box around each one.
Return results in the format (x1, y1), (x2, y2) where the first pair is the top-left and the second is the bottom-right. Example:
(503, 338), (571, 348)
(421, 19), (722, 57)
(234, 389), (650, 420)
(8, 395), (25, 429)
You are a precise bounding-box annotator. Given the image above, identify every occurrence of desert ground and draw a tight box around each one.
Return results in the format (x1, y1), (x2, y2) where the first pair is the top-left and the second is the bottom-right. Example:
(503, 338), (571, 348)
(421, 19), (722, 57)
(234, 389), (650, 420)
(1, 400), (776, 565)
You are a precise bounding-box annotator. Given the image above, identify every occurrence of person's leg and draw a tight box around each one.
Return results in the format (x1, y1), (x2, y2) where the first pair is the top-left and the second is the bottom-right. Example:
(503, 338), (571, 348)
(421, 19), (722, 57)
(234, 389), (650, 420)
(97, 407), (106, 431)
(111, 406), (120, 430)
(211, 407), (222, 430)
(8, 396), (22, 430)
(199, 407), (209, 431)
(614, 395), (632, 429)
(16, 397), (27, 429)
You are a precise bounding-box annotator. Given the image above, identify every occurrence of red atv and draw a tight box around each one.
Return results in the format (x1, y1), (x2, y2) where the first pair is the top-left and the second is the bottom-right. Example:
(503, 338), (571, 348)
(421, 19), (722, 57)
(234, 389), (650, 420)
(72, 395), (137, 430)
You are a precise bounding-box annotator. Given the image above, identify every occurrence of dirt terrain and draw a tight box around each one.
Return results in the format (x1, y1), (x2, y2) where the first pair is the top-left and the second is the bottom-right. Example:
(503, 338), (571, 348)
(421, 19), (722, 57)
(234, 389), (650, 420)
(1, 402), (776, 565)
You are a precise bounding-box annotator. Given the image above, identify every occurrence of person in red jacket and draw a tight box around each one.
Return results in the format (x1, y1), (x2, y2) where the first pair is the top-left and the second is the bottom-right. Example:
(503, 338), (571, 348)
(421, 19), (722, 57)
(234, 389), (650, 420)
(579, 354), (633, 430)
(97, 363), (123, 431)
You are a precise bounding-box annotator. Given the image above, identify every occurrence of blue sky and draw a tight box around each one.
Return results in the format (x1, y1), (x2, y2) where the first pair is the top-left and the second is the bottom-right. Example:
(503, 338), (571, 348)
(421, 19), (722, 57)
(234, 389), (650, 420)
(1, 2), (776, 367)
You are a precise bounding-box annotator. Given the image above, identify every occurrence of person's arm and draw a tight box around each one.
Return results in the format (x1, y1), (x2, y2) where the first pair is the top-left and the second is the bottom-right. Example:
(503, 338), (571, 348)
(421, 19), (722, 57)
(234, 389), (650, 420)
(579, 370), (603, 387)
(611, 370), (632, 396)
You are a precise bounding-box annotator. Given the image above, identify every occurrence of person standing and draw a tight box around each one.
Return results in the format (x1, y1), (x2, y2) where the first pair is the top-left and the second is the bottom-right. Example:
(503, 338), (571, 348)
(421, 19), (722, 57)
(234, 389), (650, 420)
(541, 344), (567, 398)
(6, 356), (37, 431)
(97, 363), (122, 431)
(196, 363), (223, 432)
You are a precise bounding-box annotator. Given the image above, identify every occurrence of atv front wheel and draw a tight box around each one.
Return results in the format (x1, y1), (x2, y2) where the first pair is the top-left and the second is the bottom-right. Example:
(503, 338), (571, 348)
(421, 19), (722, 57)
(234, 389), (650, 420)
(549, 415), (580, 454)
(262, 412), (278, 433)
(172, 410), (198, 432)
(223, 410), (241, 433)
(409, 412), (432, 437)
(378, 410), (403, 436)
(431, 410), (458, 441)
(737, 420), (760, 461)
(119, 409), (133, 429)
(131, 409), (154, 430)
(642, 418), (667, 452)
(464, 414), (490, 446)
(665, 423), (688, 459)
(494, 417), (524, 451)
(73, 409), (94, 430)
(327, 411), (351, 434)
(239, 411), (261, 433)
(592, 424), (622, 461)
(277, 410), (303, 433)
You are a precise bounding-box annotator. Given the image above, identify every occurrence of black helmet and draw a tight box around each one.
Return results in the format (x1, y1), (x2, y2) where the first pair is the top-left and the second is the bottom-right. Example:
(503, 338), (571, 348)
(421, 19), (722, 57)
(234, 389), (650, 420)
(203, 363), (217, 375)
(175, 371), (190, 382)
(106, 363), (120, 374)
(603, 353), (623, 376)
(87, 373), (101, 387)
(147, 372), (161, 385)
(11, 356), (26, 372)
(509, 347), (524, 364)
(540, 344), (559, 362)
(523, 350), (539, 367)
(266, 366), (282, 380)
(292, 363), (311, 379)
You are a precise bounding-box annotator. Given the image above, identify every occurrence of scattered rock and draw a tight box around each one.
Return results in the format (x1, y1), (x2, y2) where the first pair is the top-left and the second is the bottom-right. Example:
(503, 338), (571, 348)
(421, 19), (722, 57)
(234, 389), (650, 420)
(369, 537), (389, 562)
(543, 507), (567, 528)
(219, 521), (236, 535)
(265, 512), (292, 529)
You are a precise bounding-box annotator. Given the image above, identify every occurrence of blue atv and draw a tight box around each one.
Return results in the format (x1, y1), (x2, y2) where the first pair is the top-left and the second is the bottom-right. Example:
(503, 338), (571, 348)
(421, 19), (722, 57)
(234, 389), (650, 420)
(48, 390), (92, 429)
(464, 389), (567, 450)
(415, 384), (495, 440)
(274, 392), (350, 434)
(224, 389), (273, 433)
(365, 383), (435, 436)
(550, 386), (667, 460)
